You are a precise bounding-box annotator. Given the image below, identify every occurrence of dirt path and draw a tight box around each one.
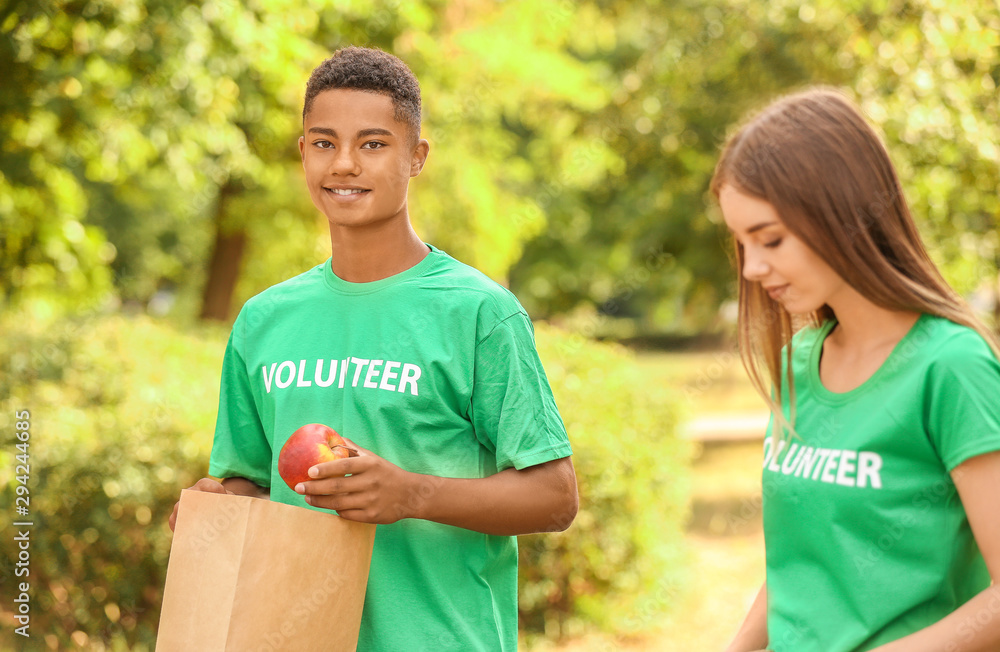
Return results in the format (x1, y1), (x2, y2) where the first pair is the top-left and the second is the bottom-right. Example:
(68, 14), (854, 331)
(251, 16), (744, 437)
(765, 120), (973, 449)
(533, 439), (767, 651)
(533, 532), (764, 652)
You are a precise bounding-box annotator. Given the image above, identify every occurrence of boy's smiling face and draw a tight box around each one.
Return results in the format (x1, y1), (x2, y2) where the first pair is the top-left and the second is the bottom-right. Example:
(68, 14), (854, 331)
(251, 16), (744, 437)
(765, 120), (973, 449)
(299, 88), (428, 230)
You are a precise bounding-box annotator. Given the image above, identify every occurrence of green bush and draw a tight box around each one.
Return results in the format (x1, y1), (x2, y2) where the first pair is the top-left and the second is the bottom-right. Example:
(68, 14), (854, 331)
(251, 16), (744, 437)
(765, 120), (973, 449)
(520, 324), (693, 640)
(0, 313), (691, 649)
(0, 312), (225, 650)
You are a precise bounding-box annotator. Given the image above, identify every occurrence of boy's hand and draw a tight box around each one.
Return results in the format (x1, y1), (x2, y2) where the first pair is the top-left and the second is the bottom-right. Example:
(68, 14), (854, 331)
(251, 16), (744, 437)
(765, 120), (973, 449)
(167, 478), (231, 532)
(296, 441), (578, 536)
(296, 437), (421, 524)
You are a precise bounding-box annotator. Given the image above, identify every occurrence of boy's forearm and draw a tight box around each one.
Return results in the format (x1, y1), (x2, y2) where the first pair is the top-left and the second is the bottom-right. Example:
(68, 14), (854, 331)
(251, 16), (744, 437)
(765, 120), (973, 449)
(409, 457), (578, 536)
(221, 477), (270, 499)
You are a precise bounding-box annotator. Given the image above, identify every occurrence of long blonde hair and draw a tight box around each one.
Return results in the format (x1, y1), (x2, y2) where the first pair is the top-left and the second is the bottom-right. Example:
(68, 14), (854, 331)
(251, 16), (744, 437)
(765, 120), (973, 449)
(710, 87), (1000, 436)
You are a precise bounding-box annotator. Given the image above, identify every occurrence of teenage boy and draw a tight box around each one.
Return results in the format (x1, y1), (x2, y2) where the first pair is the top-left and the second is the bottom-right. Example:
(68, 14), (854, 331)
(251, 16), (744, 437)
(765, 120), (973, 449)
(169, 46), (578, 651)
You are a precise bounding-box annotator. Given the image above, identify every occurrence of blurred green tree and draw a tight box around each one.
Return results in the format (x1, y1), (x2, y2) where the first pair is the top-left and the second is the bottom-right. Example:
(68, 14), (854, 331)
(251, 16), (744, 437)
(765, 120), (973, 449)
(845, 0), (1000, 320)
(2, 0), (996, 328)
(1, 0), (621, 323)
(510, 0), (1000, 335)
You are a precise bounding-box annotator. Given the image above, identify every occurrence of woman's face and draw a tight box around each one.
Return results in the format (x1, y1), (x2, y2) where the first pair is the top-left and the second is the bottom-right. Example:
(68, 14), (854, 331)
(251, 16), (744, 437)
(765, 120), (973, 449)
(719, 184), (848, 315)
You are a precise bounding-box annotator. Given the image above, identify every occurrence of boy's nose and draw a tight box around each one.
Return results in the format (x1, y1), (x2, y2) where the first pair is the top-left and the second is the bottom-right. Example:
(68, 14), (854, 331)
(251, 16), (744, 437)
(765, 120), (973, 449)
(329, 149), (361, 175)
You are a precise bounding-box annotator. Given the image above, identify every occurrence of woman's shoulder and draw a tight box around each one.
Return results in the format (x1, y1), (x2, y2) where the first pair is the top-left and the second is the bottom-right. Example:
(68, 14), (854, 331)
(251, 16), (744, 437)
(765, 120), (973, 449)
(915, 314), (996, 356)
(909, 314), (1000, 376)
(784, 313), (999, 377)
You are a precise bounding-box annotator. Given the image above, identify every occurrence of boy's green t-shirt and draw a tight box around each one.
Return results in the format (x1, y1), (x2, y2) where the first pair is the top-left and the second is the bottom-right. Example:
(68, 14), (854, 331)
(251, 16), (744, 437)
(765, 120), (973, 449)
(208, 245), (572, 651)
(763, 314), (1000, 652)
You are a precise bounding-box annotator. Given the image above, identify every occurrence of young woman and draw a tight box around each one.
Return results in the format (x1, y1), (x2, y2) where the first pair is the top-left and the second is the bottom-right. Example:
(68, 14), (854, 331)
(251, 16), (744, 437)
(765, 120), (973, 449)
(712, 88), (1000, 652)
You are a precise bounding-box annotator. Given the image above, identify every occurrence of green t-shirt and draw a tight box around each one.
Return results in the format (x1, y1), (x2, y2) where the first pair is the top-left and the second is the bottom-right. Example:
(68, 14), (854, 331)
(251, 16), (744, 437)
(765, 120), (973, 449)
(763, 313), (1000, 652)
(208, 245), (572, 651)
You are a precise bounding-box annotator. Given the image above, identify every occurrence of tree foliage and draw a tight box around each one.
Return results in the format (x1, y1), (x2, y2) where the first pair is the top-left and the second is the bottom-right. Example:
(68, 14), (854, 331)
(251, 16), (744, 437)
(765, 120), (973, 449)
(510, 0), (1000, 334)
(3, 0), (997, 330)
(1, 0), (619, 322)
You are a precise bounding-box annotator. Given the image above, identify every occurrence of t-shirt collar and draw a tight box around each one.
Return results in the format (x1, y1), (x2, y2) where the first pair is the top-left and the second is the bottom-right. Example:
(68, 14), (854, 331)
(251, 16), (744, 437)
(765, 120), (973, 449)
(322, 243), (441, 295)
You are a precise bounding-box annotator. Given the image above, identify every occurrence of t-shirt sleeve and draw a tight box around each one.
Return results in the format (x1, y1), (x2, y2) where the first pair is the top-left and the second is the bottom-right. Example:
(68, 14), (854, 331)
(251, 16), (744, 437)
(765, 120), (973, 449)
(469, 311), (572, 471)
(207, 308), (272, 487)
(926, 331), (1000, 471)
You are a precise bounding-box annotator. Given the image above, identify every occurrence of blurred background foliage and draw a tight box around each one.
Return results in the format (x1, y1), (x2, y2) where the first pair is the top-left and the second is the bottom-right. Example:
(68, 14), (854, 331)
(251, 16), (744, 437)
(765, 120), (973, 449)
(0, 314), (225, 650)
(1, 0), (999, 649)
(520, 324), (690, 641)
(3, 0), (997, 332)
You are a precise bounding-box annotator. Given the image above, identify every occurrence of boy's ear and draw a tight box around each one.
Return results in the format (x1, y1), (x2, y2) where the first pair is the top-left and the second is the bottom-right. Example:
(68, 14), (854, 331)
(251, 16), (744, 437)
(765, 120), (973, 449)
(410, 139), (429, 177)
(298, 136), (306, 163)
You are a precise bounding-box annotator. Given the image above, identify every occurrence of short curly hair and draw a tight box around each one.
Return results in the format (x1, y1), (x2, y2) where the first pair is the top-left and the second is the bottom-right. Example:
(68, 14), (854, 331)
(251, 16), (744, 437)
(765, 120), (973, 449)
(303, 46), (421, 142)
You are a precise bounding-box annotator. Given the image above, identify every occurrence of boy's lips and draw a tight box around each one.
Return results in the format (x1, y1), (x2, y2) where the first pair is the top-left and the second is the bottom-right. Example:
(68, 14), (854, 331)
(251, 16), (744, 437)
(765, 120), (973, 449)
(323, 186), (371, 202)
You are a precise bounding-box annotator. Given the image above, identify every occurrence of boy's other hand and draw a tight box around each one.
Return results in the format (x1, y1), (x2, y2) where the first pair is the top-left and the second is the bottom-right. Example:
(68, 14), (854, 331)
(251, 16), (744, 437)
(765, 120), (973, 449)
(296, 437), (419, 524)
(167, 478), (231, 532)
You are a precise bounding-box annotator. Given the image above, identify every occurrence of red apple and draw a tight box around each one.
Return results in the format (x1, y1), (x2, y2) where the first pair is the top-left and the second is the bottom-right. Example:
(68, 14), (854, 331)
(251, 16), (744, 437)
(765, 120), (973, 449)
(278, 423), (358, 490)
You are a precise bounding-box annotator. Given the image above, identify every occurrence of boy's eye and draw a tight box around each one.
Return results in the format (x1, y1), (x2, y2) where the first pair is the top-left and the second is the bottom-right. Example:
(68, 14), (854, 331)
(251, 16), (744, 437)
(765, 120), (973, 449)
(314, 140), (334, 149)
(361, 141), (386, 150)
(764, 238), (782, 249)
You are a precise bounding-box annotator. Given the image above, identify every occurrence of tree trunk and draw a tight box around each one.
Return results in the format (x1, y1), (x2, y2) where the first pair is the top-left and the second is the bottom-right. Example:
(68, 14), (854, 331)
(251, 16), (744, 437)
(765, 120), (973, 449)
(199, 183), (245, 322)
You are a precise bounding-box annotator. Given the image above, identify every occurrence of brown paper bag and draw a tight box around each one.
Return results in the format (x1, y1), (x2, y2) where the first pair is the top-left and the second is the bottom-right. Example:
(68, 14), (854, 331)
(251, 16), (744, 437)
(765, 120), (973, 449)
(156, 490), (375, 652)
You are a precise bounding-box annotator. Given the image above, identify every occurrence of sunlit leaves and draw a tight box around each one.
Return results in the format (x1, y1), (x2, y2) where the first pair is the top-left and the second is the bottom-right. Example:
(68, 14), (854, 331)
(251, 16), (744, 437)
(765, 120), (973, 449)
(512, 0), (999, 333)
(2, 0), (996, 326)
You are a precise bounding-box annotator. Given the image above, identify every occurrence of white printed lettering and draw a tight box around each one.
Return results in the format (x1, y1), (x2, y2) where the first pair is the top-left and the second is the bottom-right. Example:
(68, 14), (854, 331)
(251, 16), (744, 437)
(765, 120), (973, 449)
(764, 443), (881, 491)
(364, 360), (384, 389)
(262, 363), (277, 393)
(296, 359), (312, 387)
(821, 450), (841, 484)
(351, 358), (370, 387)
(836, 450), (858, 487)
(259, 357), (422, 397)
(794, 446), (816, 478)
(767, 440), (786, 473)
(315, 360), (337, 387)
(380, 361), (401, 391)
(762, 438), (774, 469)
(780, 443), (801, 474)
(398, 363), (421, 396)
(275, 361), (295, 389)
(810, 449), (832, 480)
(857, 452), (883, 489)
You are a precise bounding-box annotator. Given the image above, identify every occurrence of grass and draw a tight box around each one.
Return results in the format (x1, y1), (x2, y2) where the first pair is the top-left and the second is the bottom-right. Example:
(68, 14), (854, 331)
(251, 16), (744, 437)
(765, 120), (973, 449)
(532, 349), (768, 651)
